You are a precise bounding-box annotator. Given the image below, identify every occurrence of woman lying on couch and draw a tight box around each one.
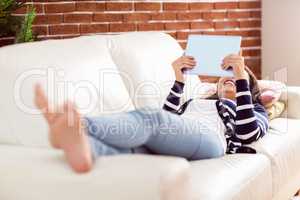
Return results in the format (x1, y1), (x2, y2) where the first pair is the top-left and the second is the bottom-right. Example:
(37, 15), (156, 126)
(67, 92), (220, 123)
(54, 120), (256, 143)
(34, 54), (269, 173)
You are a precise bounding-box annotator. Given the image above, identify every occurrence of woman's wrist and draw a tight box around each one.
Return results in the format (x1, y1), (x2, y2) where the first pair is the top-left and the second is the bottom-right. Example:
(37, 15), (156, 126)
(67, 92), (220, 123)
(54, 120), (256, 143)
(234, 69), (248, 80)
(176, 77), (184, 83)
(174, 70), (184, 83)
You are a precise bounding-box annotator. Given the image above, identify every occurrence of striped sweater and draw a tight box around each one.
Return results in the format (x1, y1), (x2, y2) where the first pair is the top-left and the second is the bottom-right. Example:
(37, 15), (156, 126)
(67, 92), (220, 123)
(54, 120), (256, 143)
(163, 79), (269, 154)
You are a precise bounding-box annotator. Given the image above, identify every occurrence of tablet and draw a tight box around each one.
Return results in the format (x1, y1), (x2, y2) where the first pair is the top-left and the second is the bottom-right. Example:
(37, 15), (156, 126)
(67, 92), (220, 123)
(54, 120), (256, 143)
(184, 35), (242, 77)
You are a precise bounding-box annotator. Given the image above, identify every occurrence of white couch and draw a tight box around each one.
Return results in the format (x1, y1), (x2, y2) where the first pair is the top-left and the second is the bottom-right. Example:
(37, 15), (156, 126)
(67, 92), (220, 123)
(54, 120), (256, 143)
(0, 32), (300, 200)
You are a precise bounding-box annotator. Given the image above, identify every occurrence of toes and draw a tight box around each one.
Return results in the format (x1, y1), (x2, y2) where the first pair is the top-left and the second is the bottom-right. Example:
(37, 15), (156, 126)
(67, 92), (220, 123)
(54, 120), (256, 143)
(34, 83), (48, 111)
(35, 83), (60, 124)
(35, 83), (53, 123)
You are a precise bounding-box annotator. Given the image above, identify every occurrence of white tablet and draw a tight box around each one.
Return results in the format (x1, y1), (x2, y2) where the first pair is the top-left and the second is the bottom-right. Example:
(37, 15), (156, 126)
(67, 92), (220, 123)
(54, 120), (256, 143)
(184, 35), (242, 77)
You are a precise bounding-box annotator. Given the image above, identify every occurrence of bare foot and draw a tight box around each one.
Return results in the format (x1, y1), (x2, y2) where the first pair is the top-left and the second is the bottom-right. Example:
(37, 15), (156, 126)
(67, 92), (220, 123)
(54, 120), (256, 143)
(35, 84), (93, 173)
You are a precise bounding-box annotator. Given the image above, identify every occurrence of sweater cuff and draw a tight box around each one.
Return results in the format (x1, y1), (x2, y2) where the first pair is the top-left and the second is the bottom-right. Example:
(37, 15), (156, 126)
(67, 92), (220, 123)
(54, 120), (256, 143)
(236, 79), (250, 92)
(172, 80), (185, 93)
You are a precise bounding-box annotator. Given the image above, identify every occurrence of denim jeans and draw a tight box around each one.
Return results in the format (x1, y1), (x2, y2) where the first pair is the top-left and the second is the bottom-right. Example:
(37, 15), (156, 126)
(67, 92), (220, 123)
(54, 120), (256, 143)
(85, 107), (225, 161)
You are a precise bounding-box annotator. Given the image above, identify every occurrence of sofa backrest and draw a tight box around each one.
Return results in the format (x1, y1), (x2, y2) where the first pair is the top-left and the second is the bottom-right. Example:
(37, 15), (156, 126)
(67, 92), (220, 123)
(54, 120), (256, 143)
(0, 35), (134, 147)
(108, 31), (205, 109)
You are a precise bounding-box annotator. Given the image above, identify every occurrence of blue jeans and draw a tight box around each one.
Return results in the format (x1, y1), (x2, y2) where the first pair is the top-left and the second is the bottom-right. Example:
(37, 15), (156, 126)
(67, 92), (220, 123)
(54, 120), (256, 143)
(85, 107), (225, 161)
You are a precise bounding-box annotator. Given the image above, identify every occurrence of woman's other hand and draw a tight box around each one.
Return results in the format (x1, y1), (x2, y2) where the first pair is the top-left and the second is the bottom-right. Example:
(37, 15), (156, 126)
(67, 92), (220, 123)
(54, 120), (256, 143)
(221, 54), (248, 80)
(172, 56), (196, 83)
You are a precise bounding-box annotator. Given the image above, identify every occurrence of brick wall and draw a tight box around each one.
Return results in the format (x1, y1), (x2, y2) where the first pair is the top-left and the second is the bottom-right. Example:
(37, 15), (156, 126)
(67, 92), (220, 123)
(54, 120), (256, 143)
(1, 0), (262, 77)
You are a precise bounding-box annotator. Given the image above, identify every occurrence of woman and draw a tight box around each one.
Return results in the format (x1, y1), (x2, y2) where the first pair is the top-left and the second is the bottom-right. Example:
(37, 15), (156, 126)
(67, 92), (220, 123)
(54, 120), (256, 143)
(35, 54), (269, 173)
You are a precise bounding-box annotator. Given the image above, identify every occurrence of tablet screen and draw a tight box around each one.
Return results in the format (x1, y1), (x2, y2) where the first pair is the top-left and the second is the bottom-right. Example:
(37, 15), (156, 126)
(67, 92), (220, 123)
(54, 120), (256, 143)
(184, 35), (242, 77)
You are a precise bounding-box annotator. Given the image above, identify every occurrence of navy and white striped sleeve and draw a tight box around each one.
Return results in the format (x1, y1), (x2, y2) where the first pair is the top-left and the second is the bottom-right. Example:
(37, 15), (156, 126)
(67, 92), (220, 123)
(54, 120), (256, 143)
(235, 79), (269, 144)
(162, 80), (185, 113)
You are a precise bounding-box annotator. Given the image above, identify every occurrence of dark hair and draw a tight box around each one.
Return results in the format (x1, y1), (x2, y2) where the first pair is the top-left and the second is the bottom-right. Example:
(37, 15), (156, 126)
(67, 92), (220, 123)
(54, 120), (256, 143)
(244, 66), (261, 104)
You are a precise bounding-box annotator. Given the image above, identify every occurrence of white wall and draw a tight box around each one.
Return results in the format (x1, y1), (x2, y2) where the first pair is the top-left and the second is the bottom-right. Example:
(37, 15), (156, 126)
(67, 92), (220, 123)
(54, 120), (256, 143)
(262, 0), (300, 86)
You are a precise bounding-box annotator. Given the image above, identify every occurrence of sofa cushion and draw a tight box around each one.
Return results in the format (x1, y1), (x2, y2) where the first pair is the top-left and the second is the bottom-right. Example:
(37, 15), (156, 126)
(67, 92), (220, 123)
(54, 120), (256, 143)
(109, 32), (210, 109)
(0, 35), (134, 147)
(258, 80), (286, 108)
(109, 32), (181, 108)
(250, 118), (300, 198)
(188, 154), (272, 200)
(0, 145), (191, 200)
(279, 86), (300, 119)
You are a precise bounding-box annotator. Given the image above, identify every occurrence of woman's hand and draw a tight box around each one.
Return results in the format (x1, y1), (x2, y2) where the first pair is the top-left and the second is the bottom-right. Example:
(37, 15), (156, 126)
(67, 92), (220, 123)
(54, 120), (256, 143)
(172, 56), (196, 83)
(221, 54), (248, 80)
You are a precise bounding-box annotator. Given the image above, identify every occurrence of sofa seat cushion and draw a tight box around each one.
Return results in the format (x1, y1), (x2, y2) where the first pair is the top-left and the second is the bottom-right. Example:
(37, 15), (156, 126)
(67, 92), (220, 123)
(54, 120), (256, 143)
(188, 154), (272, 200)
(251, 118), (300, 198)
(0, 145), (191, 200)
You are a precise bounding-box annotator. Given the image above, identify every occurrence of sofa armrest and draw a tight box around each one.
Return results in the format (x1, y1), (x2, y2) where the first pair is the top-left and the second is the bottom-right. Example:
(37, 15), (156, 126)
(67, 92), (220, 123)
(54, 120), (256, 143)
(280, 86), (300, 119)
(0, 145), (191, 200)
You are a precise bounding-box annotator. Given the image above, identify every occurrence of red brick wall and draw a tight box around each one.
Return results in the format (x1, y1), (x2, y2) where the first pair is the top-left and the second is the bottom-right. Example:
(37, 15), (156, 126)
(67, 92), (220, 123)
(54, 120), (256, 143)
(1, 0), (261, 77)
